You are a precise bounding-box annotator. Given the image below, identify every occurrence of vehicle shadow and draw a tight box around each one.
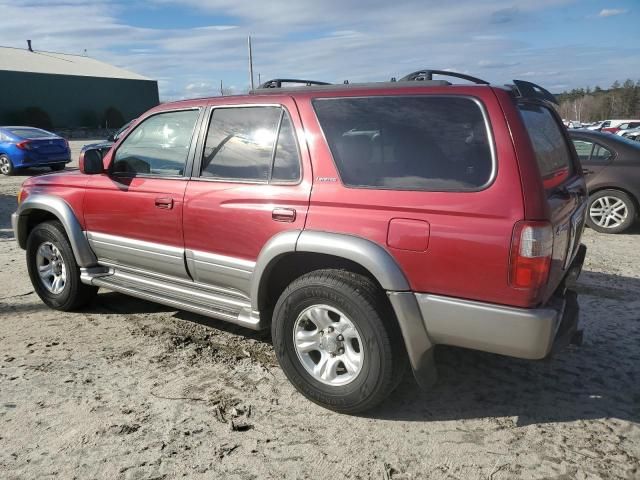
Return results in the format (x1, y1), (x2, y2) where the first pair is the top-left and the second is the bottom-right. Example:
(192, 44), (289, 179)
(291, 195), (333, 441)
(91, 291), (272, 343)
(11, 166), (78, 177)
(56, 270), (640, 426)
(0, 194), (17, 238)
(586, 223), (640, 235)
(368, 269), (640, 425)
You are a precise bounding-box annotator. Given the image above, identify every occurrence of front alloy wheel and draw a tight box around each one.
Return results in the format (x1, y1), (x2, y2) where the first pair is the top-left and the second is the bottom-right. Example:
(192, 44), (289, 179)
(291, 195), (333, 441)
(35, 242), (67, 294)
(26, 221), (98, 310)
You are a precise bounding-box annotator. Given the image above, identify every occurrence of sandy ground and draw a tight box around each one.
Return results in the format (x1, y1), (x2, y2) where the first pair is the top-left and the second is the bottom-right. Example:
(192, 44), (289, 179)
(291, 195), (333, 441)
(0, 141), (639, 479)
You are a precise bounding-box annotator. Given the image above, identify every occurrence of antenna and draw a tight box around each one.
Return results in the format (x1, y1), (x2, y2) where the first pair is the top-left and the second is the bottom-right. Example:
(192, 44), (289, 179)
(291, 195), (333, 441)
(247, 35), (255, 90)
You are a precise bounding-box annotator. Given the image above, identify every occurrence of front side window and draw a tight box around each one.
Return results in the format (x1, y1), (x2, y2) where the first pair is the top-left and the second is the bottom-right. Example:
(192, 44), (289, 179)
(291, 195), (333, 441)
(313, 96), (493, 191)
(113, 109), (199, 176)
(201, 106), (301, 182)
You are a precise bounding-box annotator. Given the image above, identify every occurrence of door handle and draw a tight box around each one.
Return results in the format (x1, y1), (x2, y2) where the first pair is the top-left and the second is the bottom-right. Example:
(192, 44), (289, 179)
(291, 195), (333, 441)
(272, 208), (296, 222)
(154, 197), (174, 209)
(582, 168), (594, 175)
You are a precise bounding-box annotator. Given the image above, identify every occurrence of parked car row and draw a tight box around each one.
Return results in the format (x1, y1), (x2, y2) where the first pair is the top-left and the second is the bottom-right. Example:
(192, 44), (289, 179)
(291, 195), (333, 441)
(581, 119), (640, 135)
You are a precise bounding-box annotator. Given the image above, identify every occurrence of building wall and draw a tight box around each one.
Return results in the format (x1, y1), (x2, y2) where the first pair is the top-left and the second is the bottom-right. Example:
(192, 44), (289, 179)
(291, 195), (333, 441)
(0, 70), (159, 128)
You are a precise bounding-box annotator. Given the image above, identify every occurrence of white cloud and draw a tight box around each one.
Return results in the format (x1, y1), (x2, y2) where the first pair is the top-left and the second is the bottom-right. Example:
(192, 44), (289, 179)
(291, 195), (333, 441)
(598, 8), (628, 17)
(0, 0), (636, 101)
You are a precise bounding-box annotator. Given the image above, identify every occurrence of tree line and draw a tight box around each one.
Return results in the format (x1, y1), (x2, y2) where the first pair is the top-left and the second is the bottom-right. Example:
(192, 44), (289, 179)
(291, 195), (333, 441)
(556, 79), (640, 122)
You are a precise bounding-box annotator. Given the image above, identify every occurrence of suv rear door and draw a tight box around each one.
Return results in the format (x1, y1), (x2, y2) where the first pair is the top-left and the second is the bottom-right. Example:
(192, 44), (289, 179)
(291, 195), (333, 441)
(181, 95), (311, 297)
(517, 102), (587, 302)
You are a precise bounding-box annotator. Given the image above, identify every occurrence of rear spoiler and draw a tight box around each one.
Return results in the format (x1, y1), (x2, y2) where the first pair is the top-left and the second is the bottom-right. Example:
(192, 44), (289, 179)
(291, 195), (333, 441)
(509, 80), (558, 105)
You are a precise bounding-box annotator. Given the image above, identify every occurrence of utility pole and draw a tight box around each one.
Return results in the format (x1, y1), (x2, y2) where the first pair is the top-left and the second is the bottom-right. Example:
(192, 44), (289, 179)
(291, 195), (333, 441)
(248, 35), (255, 90)
(220, 80), (224, 96)
(258, 73), (261, 85)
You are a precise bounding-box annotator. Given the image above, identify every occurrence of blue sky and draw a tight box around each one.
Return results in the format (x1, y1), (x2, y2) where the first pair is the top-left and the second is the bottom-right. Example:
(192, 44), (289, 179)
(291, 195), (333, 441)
(0, 0), (638, 100)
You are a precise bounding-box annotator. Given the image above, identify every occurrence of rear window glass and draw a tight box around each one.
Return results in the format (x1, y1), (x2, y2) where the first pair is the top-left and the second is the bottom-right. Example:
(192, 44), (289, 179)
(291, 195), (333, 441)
(518, 104), (573, 187)
(313, 96), (493, 191)
(7, 128), (55, 139)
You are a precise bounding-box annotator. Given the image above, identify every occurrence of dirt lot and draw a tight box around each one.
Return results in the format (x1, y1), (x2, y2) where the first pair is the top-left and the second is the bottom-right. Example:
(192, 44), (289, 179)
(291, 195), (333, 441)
(0, 141), (639, 479)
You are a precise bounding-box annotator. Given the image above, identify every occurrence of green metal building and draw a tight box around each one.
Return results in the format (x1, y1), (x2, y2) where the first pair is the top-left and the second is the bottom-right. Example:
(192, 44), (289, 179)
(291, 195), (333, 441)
(0, 44), (159, 129)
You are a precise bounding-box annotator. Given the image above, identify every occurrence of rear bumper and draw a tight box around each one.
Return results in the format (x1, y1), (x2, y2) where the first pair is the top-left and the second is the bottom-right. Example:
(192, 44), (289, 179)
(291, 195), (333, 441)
(389, 245), (586, 384)
(417, 244), (585, 359)
(415, 287), (578, 359)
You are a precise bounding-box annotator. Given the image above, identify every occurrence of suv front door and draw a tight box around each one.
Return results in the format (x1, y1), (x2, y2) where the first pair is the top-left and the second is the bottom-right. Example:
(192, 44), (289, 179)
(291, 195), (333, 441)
(83, 107), (203, 278)
(182, 96), (311, 297)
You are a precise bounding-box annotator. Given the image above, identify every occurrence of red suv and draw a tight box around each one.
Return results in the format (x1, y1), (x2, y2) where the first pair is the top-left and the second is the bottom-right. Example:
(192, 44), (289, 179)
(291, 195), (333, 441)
(12, 70), (588, 413)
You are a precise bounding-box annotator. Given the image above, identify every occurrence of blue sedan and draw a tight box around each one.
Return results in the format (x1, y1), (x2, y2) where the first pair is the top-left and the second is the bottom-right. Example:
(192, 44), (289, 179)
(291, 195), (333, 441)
(0, 126), (71, 175)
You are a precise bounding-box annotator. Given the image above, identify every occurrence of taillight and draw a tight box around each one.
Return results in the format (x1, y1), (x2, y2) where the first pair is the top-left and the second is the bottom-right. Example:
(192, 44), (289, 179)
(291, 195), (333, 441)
(509, 221), (553, 295)
(16, 140), (31, 150)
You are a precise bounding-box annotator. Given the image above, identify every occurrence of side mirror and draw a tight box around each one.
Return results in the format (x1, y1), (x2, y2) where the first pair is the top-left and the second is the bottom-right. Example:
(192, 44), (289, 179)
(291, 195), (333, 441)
(107, 134), (115, 142)
(79, 148), (104, 174)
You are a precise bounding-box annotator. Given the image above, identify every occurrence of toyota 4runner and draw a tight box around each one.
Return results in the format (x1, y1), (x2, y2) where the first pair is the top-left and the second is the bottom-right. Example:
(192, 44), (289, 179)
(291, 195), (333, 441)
(12, 70), (588, 413)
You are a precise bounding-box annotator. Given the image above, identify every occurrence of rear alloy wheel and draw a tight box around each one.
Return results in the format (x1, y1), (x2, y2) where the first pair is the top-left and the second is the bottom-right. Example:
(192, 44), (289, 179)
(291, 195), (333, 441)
(587, 189), (636, 234)
(272, 269), (407, 413)
(0, 154), (14, 176)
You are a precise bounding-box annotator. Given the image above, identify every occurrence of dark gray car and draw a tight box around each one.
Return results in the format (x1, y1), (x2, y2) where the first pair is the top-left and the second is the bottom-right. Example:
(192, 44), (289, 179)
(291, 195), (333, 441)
(80, 120), (134, 160)
(570, 130), (640, 233)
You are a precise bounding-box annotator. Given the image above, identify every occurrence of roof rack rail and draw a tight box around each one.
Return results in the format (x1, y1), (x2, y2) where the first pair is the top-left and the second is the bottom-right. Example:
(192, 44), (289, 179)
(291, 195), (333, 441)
(399, 69), (490, 85)
(510, 79), (558, 105)
(257, 78), (332, 89)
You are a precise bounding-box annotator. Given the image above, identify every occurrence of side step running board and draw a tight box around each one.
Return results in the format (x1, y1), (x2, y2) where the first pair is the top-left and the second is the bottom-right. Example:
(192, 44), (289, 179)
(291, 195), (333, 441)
(81, 267), (263, 330)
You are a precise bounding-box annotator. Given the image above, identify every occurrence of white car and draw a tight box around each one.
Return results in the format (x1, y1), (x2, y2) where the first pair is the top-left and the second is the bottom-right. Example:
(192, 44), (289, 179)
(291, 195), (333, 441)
(586, 121), (605, 130)
(615, 122), (640, 135)
(621, 127), (640, 141)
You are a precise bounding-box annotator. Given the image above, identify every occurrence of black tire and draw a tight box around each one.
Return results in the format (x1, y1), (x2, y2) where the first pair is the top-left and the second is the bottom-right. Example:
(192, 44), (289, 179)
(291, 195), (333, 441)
(0, 154), (14, 176)
(272, 269), (407, 413)
(50, 163), (66, 171)
(26, 221), (98, 310)
(586, 189), (636, 234)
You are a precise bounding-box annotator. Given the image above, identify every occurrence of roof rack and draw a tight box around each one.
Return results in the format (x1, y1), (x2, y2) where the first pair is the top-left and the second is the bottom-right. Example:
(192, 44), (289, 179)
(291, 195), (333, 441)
(398, 69), (490, 85)
(510, 79), (558, 105)
(257, 78), (332, 89)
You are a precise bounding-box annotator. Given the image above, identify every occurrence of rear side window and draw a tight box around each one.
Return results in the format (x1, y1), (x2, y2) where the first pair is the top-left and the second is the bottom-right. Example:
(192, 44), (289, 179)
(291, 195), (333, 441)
(201, 106), (301, 183)
(519, 104), (573, 187)
(572, 140), (593, 162)
(313, 96), (493, 191)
